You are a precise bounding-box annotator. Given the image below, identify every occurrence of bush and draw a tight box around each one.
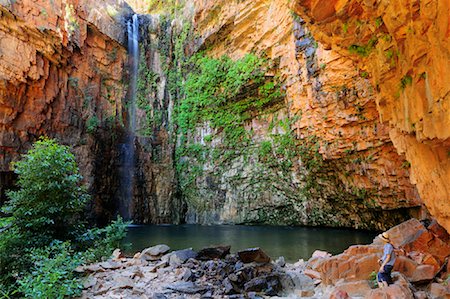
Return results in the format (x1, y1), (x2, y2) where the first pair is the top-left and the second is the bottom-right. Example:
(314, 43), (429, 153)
(0, 137), (129, 295)
(17, 241), (84, 299)
(4, 137), (88, 245)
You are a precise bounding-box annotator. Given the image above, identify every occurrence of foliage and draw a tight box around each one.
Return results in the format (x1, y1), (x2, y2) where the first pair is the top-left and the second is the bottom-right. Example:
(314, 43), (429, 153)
(3, 137), (88, 247)
(86, 115), (99, 134)
(0, 138), (129, 295)
(17, 241), (84, 299)
(143, 0), (184, 16)
(400, 74), (413, 90)
(80, 217), (129, 262)
(348, 36), (378, 57)
(177, 53), (284, 145)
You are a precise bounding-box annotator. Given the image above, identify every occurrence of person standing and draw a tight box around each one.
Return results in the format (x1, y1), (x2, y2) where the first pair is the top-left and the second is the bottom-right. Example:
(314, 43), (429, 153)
(377, 232), (396, 288)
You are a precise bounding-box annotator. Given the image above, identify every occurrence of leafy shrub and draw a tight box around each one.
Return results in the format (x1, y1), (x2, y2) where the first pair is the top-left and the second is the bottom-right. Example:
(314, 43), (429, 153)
(0, 138), (129, 295)
(17, 241), (84, 299)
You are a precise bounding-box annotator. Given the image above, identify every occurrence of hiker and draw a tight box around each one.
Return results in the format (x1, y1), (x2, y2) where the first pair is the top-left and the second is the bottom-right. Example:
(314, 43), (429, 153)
(377, 232), (396, 288)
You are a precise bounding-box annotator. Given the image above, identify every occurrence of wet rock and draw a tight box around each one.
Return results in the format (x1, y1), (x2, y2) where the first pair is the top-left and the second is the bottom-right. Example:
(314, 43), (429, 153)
(237, 248), (271, 263)
(166, 281), (208, 294)
(197, 245), (231, 260)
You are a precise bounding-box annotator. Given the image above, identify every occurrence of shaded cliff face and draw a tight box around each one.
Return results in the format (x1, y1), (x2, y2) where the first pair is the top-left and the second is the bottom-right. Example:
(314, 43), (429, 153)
(291, 0), (450, 231)
(0, 0), (132, 223)
(164, 0), (422, 229)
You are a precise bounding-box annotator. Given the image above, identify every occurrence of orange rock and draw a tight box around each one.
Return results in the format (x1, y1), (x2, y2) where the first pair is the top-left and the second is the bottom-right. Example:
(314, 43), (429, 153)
(428, 219), (450, 243)
(329, 289), (350, 299)
(292, 0), (450, 232)
(335, 280), (372, 297)
(366, 284), (414, 299)
(304, 268), (321, 279)
(429, 283), (450, 298)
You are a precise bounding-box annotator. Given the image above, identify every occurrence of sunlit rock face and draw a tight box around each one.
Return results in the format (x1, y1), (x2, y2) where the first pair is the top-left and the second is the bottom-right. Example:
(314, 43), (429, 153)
(0, 0), (131, 223)
(171, 0), (422, 230)
(291, 0), (450, 231)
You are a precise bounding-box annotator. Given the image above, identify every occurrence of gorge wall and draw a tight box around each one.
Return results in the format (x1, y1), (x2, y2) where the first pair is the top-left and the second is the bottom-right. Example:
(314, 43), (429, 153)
(291, 0), (450, 231)
(0, 0), (133, 223)
(1, 0), (448, 231)
(162, 0), (423, 229)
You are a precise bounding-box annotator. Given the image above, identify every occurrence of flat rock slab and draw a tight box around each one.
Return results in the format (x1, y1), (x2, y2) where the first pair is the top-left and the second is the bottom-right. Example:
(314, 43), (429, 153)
(197, 245), (231, 260)
(238, 248), (271, 263)
(166, 281), (208, 294)
(142, 244), (170, 256)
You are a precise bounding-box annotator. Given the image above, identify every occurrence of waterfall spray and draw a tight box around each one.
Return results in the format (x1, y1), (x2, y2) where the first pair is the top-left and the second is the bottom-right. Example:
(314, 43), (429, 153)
(119, 14), (139, 221)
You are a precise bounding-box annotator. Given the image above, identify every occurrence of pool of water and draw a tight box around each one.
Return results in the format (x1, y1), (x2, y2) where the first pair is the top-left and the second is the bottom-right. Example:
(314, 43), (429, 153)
(122, 224), (376, 262)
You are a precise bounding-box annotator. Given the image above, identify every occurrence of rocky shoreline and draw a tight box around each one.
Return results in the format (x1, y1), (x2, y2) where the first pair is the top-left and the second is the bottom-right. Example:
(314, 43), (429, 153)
(78, 219), (450, 298)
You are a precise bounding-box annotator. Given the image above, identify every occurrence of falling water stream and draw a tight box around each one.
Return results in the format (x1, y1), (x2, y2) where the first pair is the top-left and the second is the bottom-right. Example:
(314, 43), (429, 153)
(118, 14), (139, 221)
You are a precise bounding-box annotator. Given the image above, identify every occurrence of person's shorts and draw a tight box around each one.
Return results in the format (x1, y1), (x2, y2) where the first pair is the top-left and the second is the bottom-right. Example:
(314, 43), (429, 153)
(377, 265), (394, 284)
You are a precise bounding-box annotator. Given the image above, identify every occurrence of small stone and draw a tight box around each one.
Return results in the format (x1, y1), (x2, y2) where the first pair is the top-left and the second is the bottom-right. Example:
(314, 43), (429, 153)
(275, 256), (286, 267)
(83, 276), (97, 289)
(112, 249), (123, 260)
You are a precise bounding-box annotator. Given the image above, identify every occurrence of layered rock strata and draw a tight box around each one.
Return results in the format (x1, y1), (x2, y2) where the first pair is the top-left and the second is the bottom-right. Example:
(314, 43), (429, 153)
(291, 0), (450, 231)
(171, 0), (422, 229)
(0, 0), (131, 223)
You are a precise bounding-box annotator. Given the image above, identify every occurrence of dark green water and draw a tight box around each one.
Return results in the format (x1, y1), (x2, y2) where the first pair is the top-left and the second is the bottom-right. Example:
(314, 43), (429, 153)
(123, 225), (376, 262)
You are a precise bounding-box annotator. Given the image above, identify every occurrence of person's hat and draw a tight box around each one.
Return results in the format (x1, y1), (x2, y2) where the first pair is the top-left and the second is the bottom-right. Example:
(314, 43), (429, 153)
(379, 232), (390, 242)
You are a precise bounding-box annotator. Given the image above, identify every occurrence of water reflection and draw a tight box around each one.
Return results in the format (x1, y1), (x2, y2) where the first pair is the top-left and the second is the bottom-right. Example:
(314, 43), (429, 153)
(123, 225), (376, 262)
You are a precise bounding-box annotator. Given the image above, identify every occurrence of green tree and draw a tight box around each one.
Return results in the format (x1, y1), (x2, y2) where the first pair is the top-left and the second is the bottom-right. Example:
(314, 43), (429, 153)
(0, 137), (89, 288)
(4, 137), (89, 245)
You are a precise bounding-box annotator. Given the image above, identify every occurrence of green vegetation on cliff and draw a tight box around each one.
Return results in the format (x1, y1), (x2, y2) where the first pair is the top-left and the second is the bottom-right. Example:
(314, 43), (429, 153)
(0, 138), (128, 298)
(177, 53), (284, 145)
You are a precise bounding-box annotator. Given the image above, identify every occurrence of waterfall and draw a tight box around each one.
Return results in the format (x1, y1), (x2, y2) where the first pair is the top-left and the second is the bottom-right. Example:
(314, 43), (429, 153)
(118, 14), (139, 221)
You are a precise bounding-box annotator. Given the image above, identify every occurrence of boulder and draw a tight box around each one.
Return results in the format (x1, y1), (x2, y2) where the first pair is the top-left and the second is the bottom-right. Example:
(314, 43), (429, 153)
(366, 284), (414, 299)
(197, 245), (231, 260)
(238, 248), (271, 263)
(335, 280), (372, 297)
(169, 249), (197, 267)
(410, 264), (436, 283)
(429, 282), (450, 298)
(329, 289), (350, 299)
(428, 219), (450, 243)
(140, 244), (170, 261)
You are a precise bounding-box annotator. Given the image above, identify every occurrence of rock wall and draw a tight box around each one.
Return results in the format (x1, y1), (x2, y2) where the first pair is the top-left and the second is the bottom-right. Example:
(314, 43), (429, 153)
(164, 0), (423, 229)
(291, 0), (450, 231)
(0, 0), (132, 223)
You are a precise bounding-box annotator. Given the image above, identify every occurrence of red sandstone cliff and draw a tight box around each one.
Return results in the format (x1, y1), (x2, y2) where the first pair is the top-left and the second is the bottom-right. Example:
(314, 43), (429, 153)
(291, 0), (450, 231)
